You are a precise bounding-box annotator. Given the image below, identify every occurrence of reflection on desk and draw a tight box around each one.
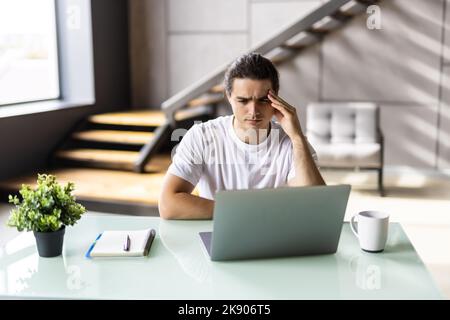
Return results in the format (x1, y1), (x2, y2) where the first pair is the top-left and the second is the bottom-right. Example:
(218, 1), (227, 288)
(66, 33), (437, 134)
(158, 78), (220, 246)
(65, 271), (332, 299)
(0, 214), (443, 299)
(159, 219), (212, 283)
(0, 232), (85, 297)
(336, 224), (442, 299)
(160, 219), (341, 299)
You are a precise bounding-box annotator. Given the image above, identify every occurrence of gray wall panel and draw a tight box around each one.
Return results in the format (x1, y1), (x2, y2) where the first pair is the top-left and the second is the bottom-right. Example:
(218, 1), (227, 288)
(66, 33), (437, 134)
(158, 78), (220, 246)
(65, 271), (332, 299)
(438, 66), (450, 169)
(90, 0), (130, 111)
(168, 34), (247, 94)
(322, 0), (443, 104)
(381, 105), (438, 168)
(129, 0), (167, 107)
(444, 0), (450, 64)
(278, 45), (321, 130)
(169, 0), (247, 32)
(250, 1), (321, 46)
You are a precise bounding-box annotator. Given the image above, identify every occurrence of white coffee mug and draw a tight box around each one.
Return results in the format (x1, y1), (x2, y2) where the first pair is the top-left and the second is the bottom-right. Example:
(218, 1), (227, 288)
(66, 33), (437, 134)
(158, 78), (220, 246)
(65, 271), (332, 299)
(350, 211), (389, 252)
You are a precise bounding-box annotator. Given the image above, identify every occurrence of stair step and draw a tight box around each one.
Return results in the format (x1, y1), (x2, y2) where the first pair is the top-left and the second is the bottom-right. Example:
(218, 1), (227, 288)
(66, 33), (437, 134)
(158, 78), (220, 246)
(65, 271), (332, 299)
(89, 110), (167, 127)
(187, 93), (224, 108)
(55, 149), (171, 172)
(210, 84), (225, 93)
(72, 130), (154, 145)
(265, 47), (296, 64)
(311, 16), (344, 32)
(284, 31), (321, 49)
(56, 149), (138, 170)
(339, 0), (367, 16)
(88, 105), (214, 128)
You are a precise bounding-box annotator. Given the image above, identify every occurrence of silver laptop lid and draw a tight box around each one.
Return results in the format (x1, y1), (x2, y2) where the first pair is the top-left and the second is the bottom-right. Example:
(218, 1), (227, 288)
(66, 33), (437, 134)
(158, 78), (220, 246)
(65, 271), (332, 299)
(209, 184), (351, 261)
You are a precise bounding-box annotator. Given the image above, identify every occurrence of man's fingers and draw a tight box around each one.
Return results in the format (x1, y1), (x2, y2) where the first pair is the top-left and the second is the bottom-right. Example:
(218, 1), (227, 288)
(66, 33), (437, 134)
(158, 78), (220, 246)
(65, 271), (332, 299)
(268, 94), (287, 108)
(268, 92), (295, 112)
(273, 110), (283, 122)
(268, 91), (295, 109)
(269, 98), (295, 114)
(270, 102), (290, 116)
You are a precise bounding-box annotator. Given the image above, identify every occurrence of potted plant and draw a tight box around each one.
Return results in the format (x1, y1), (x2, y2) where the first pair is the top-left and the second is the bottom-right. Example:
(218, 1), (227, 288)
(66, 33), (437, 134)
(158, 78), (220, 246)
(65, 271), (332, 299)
(7, 174), (86, 257)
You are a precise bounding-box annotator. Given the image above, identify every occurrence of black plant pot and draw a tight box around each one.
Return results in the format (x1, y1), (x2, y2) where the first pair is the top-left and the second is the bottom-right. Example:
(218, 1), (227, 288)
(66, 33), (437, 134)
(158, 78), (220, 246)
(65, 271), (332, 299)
(33, 226), (65, 257)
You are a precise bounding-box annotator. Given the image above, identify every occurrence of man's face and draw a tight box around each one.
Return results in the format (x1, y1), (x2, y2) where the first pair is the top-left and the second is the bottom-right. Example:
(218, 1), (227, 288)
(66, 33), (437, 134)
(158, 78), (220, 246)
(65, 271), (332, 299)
(227, 78), (275, 131)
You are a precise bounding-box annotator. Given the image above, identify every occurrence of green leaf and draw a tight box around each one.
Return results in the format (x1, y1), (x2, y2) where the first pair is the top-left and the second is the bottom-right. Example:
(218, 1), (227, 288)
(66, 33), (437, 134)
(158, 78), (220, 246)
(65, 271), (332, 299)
(6, 174), (86, 232)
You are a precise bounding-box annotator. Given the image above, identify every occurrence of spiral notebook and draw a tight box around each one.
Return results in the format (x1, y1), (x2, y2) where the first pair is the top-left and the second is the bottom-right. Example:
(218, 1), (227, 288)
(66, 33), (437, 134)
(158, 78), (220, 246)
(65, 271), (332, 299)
(86, 228), (156, 258)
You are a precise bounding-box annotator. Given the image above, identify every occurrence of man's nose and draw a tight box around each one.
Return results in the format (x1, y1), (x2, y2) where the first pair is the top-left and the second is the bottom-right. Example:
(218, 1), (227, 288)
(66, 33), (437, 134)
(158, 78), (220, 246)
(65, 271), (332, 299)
(247, 100), (258, 116)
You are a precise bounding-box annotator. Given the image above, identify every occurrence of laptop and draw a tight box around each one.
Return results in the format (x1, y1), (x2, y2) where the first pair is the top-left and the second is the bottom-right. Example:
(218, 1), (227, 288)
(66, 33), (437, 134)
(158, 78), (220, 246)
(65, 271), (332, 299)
(199, 184), (351, 261)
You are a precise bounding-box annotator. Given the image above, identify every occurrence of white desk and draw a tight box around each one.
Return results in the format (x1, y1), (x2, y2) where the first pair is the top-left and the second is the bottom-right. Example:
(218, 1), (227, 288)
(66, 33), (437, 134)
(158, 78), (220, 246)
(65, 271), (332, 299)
(0, 214), (443, 299)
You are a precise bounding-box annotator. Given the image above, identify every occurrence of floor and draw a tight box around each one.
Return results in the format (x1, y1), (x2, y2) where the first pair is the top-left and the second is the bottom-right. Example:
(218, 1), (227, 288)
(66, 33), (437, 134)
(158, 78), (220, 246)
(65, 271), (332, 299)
(0, 155), (172, 206)
(0, 169), (449, 299)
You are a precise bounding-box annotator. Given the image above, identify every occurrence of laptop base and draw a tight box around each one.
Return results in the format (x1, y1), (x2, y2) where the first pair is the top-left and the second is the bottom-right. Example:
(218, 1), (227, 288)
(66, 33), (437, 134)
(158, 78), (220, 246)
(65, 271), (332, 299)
(199, 232), (212, 256)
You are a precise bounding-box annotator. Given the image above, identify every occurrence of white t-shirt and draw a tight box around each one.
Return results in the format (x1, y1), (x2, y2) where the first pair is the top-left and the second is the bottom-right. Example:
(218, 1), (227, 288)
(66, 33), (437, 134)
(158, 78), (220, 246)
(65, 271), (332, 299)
(167, 115), (318, 200)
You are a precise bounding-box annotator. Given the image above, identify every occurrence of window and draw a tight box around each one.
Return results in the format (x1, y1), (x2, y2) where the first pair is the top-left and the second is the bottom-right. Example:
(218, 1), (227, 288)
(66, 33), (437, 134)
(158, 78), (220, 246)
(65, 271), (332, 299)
(0, 0), (59, 105)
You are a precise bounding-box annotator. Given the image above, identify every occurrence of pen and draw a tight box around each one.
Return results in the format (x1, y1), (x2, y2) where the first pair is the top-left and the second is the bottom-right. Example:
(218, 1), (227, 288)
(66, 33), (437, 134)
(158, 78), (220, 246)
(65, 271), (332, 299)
(85, 233), (102, 258)
(123, 234), (130, 251)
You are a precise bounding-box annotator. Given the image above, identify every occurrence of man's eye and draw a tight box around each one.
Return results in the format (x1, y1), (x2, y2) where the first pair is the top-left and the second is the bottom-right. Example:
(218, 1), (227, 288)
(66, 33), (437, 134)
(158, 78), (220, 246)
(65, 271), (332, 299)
(237, 100), (247, 104)
(260, 99), (270, 103)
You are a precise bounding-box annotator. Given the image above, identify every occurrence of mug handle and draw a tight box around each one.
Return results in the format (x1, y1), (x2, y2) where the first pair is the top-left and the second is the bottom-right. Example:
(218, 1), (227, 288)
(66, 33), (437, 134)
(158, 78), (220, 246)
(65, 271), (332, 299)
(350, 214), (359, 238)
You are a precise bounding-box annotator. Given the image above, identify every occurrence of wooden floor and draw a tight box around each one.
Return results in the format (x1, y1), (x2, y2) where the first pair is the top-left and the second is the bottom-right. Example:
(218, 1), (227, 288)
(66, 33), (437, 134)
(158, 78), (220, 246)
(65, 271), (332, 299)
(0, 154), (173, 207)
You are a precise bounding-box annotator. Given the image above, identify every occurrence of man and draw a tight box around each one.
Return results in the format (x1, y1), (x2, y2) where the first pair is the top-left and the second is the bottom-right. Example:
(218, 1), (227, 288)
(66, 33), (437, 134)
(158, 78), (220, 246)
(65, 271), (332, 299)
(159, 52), (325, 219)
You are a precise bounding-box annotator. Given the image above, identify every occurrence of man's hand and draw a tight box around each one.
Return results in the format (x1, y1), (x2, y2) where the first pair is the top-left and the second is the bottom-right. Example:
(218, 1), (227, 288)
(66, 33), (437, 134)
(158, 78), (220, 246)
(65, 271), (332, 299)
(267, 90), (303, 143)
(268, 90), (325, 186)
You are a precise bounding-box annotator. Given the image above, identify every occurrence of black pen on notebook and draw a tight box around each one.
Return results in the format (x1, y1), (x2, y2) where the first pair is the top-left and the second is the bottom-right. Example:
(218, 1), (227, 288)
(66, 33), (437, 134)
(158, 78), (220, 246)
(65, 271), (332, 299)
(123, 234), (130, 251)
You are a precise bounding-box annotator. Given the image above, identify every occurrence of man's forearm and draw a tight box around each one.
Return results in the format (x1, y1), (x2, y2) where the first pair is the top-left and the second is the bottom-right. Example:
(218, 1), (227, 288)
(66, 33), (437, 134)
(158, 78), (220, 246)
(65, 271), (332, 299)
(290, 135), (326, 186)
(161, 192), (214, 220)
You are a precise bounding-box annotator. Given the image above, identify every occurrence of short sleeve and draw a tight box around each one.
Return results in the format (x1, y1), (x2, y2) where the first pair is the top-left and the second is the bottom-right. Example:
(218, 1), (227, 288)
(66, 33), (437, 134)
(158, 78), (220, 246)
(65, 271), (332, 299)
(287, 137), (320, 181)
(167, 124), (204, 187)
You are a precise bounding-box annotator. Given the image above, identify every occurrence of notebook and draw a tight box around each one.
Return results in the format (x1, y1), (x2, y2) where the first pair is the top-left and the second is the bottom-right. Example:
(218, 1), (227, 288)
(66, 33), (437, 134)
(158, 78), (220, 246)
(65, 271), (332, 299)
(86, 228), (156, 258)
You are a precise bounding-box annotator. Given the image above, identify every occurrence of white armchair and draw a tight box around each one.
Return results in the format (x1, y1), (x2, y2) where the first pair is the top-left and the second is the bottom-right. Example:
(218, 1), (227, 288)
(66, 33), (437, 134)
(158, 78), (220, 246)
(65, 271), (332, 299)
(306, 102), (385, 196)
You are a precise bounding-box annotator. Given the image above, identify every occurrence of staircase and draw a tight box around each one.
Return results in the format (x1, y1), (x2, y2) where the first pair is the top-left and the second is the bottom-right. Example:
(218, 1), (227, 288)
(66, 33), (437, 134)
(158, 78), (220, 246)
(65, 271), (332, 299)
(53, 104), (219, 172)
(53, 0), (379, 173)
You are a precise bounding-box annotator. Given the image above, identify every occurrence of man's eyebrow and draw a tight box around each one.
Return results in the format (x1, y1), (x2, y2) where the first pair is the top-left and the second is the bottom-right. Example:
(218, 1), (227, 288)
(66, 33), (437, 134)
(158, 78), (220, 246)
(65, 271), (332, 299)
(235, 95), (269, 100)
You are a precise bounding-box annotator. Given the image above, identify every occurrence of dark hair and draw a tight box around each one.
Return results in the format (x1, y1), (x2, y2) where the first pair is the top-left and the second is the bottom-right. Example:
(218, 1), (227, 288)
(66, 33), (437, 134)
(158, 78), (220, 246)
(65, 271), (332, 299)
(224, 52), (279, 96)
